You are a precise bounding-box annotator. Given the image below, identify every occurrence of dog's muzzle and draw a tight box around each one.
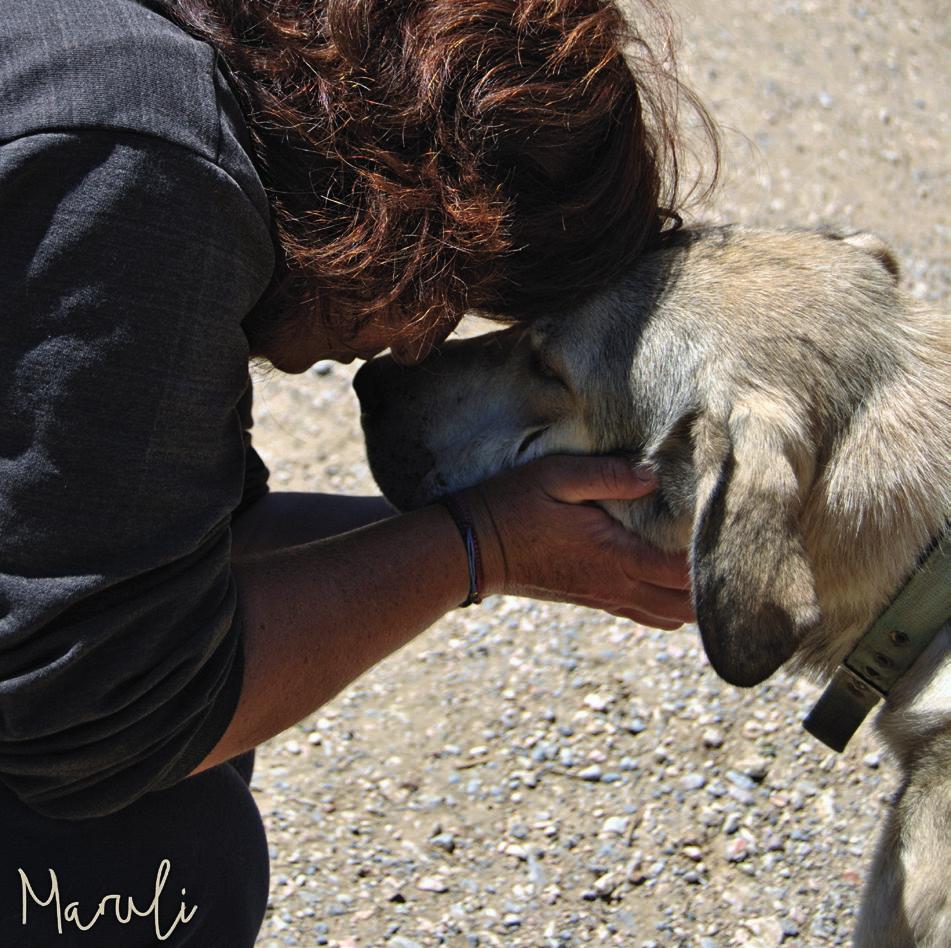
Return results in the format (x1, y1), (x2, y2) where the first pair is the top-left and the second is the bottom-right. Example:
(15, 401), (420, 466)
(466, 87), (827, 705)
(354, 359), (437, 511)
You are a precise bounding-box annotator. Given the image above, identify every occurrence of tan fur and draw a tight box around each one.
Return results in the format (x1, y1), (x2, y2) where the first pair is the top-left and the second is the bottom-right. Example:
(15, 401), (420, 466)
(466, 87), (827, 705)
(355, 225), (951, 945)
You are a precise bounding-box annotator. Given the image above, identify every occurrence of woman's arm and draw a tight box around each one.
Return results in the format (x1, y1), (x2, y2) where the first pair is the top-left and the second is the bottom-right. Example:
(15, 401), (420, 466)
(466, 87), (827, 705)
(194, 502), (468, 773)
(231, 492), (396, 559)
(192, 456), (693, 774)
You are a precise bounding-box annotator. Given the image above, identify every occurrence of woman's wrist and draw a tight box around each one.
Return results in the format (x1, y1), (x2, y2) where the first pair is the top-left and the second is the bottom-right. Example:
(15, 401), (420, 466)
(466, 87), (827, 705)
(451, 486), (508, 600)
(437, 494), (484, 606)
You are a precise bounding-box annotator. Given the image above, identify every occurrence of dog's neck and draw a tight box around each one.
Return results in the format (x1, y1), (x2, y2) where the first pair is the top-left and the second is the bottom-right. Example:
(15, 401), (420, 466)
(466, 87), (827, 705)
(803, 527), (951, 751)
(876, 624), (951, 767)
(797, 310), (951, 676)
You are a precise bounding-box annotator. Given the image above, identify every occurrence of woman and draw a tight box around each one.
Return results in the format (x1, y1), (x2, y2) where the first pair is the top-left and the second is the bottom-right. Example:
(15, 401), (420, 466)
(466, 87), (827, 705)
(0, 0), (714, 943)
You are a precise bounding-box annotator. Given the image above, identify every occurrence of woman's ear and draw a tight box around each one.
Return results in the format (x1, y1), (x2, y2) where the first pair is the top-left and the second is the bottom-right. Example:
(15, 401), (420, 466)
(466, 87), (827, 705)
(690, 407), (820, 687)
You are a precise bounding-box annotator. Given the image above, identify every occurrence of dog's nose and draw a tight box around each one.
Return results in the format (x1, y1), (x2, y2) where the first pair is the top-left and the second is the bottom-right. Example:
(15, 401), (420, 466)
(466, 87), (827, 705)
(353, 361), (383, 415)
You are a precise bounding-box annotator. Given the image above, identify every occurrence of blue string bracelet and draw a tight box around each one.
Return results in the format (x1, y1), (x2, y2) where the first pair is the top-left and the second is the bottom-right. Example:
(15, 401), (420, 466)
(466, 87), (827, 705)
(438, 493), (484, 607)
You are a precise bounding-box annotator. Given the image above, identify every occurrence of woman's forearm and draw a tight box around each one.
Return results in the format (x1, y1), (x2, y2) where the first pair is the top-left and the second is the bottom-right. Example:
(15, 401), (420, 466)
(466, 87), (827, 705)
(191, 503), (468, 774)
(231, 491), (396, 559)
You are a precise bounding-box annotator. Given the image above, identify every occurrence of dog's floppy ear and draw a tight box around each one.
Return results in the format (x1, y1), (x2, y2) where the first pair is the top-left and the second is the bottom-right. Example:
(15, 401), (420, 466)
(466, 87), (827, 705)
(690, 406), (821, 687)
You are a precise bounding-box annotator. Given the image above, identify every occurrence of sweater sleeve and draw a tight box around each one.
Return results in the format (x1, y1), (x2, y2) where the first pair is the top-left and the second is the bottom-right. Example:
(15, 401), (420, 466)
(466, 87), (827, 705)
(0, 128), (275, 818)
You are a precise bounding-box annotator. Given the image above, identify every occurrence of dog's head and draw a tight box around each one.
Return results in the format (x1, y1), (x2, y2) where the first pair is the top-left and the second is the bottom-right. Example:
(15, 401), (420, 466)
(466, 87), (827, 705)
(357, 225), (934, 687)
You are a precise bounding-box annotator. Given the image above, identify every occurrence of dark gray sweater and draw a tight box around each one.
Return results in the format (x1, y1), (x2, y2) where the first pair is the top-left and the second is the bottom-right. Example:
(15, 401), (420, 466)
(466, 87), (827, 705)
(0, 0), (276, 818)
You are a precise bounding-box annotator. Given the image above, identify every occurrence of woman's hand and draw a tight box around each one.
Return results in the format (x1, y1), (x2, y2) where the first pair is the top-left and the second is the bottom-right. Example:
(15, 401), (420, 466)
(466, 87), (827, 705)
(464, 455), (694, 630)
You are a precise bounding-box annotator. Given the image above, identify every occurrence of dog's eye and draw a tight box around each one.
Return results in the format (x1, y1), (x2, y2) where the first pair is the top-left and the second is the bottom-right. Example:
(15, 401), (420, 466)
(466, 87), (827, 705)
(532, 351), (568, 389)
(517, 426), (549, 456)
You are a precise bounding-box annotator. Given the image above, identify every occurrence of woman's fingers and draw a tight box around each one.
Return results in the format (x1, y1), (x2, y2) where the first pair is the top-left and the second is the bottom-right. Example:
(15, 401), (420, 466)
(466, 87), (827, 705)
(535, 454), (658, 504)
(610, 611), (684, 631)
(567, 595), (686, 631)
(614, 532), (693, 592)
(627, 581), (695, 624)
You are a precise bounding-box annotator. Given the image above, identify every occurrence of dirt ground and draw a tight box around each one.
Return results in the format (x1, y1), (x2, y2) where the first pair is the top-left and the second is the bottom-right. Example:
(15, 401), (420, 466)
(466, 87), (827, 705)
(249, 2), (949, 946)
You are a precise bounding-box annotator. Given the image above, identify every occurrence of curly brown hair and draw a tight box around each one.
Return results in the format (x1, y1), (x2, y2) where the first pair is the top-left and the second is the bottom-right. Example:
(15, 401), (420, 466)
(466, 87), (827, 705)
(161, 0), (718, 361)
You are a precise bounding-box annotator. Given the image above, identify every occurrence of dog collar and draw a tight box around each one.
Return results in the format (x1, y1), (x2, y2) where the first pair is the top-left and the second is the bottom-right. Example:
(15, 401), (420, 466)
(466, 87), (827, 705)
(803, 523), (951, 752)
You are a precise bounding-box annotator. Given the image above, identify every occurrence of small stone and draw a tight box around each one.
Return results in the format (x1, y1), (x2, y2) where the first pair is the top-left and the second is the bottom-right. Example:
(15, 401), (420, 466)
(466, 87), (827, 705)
(725, 770), (755, 790)
(602, 816), (629, 836)
(780, 918), (801, 938)
(747, 916), (785, 944)
(722, 812), (742, 835)
(701, 728), (724, 748)
(579, 764), (603, 782)
(584, 692), (614, 712)
(527, 852), (546, 888)
(725, 837), (752, 863)
(681, 773), (706, 791)
(729, 785), (755, 806)
(593, 871), (621, 897)
(417, 875), (449, 893)
(430, 833), (456, 853)
(864, 752), (881, 769)
(737, 755), (771, 782)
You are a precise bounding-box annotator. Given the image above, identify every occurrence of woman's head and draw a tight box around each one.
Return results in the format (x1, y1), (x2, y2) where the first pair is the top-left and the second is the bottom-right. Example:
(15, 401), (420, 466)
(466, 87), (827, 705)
(165, 0), (718, 367)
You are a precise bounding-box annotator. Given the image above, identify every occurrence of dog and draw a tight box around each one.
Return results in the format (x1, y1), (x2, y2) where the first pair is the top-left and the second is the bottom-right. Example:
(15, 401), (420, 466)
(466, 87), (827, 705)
(354, 225), (951, 945)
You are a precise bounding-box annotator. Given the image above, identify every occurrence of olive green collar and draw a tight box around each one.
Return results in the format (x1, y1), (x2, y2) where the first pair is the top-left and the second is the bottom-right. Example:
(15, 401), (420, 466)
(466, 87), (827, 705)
(803, 524), (951, 752)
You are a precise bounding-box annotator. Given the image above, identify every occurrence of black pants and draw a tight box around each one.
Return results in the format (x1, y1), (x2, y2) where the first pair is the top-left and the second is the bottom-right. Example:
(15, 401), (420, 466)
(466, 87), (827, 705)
(0, 753), (269, 947)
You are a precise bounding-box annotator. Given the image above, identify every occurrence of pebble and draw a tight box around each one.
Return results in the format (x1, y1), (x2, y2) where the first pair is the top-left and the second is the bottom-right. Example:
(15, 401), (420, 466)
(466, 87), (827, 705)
(737, 755), (771, 782)
(725, 837), (753, 863)
(722, 812), (742, 835)
(726, 770), (756, 790)
(578, 764), (603, 782)
(430, 832), (456, 853)
(584, 692), (614, 712)
(701, 728), (725, 748)
(416, 876), (449, 893)
(593, 871), (621, 897)
(602, 816), (629, 835)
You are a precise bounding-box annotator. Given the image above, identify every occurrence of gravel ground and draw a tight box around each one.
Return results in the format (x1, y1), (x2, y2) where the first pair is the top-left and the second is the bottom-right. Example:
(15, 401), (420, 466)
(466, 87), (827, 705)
(249, 3), (949, 946)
